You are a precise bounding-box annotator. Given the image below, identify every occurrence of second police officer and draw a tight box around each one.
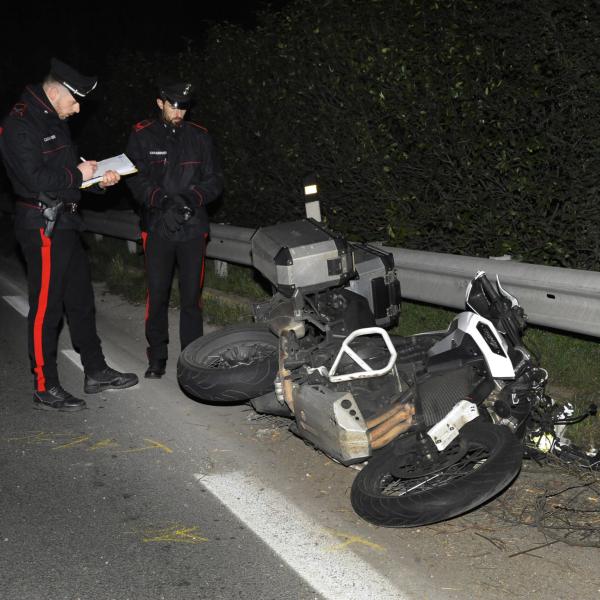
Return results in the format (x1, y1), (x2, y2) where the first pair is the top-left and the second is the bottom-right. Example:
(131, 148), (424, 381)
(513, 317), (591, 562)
(126, 81), (224, 379)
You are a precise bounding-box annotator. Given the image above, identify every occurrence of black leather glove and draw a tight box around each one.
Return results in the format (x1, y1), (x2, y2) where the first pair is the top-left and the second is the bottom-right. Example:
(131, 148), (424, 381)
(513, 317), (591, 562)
(161, 196), (193, 233)
(174, 193), (196, 221)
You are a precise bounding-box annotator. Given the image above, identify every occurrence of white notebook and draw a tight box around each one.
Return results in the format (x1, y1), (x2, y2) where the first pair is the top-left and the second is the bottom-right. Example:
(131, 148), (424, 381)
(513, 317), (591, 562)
(80, 153), (138, 188)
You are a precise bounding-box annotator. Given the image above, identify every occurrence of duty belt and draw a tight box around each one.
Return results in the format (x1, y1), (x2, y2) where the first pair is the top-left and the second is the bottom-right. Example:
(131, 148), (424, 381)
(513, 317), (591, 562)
(16, 198), (79, 213)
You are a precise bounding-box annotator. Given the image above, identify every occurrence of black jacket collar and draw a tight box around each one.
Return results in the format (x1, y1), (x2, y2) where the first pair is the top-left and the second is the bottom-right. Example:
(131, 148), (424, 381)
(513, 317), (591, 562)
(22, 83), (58, 118)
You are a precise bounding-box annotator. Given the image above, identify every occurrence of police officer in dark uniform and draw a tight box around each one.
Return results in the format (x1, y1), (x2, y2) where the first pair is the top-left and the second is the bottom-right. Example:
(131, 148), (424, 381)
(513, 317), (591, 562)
(126, 81), (223, 378)
(0, 58), (139, 411)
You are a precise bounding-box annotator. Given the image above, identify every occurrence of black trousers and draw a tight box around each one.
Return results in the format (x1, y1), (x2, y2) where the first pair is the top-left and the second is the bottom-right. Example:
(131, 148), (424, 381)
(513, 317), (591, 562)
(16, 228), (105, 391)
(141, 231), (207, 362)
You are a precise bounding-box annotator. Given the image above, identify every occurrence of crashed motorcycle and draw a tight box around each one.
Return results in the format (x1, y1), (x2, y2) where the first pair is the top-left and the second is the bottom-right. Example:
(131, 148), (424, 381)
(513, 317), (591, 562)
(177, 219), (597, 527)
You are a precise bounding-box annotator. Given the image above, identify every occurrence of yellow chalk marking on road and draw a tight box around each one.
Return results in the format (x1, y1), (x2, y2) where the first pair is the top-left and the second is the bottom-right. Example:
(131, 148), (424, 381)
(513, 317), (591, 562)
(114, 438), (173, 454)
(6, 431), (46, 441)
(87, 439), (119, 451)
(143, 438), (173, 453)
(52, 435), (91, 450)
(142, 525), (208, 544)
(6, 430), (172, 454)
(323, 528), (385, 552)
(6, 431), (74, 443)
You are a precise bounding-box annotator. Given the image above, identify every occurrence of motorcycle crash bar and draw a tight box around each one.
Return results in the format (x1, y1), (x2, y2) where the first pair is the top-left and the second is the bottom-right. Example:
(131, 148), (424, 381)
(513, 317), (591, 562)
(310, 327), (398, 383)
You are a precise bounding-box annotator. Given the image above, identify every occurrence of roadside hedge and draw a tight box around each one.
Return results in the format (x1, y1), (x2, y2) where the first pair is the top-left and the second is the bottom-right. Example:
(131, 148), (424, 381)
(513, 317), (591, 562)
(93, 0), (600, 270)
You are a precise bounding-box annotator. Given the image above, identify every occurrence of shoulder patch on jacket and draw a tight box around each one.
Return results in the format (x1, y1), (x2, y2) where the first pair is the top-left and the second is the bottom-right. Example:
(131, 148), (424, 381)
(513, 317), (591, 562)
(10, 103), (27, 118)
(188, 121), (208, 132)
(133, 119), (154, 133)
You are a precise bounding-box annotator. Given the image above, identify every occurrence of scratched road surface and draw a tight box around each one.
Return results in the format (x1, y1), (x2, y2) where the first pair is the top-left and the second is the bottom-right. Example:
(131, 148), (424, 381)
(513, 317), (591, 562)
(1, 252), (600, 600)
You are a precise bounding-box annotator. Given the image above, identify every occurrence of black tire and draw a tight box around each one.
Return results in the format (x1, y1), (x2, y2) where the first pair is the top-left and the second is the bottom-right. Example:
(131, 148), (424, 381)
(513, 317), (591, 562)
(351, 419), (522, 527)
(177, 324), (279, 403)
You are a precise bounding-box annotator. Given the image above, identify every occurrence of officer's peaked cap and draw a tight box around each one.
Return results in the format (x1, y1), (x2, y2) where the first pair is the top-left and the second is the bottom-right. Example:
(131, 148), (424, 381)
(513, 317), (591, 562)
(159, 80), (194, 109)
(50, 57), (98, 98)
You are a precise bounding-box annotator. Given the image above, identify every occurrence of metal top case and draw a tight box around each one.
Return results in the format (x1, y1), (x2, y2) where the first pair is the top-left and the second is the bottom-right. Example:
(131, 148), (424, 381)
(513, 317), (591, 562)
(251, 218), (355, 297)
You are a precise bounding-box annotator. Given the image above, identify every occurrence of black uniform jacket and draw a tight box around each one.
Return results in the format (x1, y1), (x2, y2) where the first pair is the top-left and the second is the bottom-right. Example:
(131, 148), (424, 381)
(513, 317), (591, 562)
(125, 119), (224, 240)
(0, 84), (84, 230)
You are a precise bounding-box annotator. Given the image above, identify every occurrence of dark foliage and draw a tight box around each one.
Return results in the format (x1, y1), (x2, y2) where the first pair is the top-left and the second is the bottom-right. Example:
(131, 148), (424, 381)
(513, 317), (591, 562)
(85, 1), (600, 268)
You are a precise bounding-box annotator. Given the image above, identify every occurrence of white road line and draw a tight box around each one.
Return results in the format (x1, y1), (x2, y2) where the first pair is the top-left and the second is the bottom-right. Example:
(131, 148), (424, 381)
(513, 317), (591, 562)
(62, 349), (130, 375)
(195, 471), (408, 600)
(2, 295), (29, 317)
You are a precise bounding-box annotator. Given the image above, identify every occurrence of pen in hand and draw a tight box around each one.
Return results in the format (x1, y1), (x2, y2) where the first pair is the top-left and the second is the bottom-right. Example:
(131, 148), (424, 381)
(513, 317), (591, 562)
(77, 157), (98, 182)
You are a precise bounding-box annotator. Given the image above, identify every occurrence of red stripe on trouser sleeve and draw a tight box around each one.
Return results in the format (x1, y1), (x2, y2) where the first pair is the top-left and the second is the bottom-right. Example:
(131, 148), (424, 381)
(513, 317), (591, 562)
(33, 229), (52, 391)
(141, 231), (149, 321)
(199, 233), (208, 308)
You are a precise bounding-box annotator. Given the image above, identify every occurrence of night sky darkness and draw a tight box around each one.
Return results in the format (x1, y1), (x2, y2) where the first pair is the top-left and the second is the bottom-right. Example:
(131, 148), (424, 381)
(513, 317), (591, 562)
(0, 2), (290, 111)
(0, 1), (291, 194)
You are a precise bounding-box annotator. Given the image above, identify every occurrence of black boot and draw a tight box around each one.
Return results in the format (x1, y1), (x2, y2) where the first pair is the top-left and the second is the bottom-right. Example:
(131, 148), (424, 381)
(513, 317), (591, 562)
(145, 359), (166, 379)
(33, 385), (87, 412)
(84, 366), (139, 394)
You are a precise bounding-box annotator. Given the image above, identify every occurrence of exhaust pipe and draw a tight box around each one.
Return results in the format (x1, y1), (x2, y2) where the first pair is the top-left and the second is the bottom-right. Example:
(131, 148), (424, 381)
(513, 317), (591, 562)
(368, 404), (415, 449)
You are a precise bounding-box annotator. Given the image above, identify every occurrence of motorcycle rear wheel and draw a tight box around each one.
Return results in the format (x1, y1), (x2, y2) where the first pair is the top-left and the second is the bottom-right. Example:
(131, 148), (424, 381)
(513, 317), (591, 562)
(351, 419), (522, 527)
(177, 325), (278, 403)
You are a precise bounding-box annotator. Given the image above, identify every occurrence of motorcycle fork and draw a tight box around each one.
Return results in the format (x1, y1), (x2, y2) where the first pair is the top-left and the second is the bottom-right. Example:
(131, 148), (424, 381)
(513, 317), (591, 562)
(275, 330), (296, 414)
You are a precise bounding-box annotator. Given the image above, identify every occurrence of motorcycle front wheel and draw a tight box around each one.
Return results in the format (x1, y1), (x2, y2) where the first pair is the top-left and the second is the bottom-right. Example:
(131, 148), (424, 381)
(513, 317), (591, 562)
(177, 324), (279, 403)
(351, 419), (522, 527)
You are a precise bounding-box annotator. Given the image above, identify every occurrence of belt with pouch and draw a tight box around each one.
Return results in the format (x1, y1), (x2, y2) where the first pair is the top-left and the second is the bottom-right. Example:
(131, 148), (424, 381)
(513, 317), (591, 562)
(16, 198), (80, 213)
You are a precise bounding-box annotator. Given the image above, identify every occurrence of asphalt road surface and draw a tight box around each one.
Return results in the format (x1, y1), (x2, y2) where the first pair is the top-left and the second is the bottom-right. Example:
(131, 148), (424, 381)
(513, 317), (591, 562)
(1, 250), (600, 600)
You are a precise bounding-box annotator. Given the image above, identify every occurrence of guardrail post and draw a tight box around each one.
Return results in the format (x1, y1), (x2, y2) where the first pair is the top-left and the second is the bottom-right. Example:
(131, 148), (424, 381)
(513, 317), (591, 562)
(214, 260), (228, 278)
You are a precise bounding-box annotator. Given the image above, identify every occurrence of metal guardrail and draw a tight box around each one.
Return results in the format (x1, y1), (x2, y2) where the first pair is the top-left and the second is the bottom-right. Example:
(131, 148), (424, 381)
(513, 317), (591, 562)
(77, 209), (600, 338)
(380, 246), (600, 338)
(81, 209), (254, 266)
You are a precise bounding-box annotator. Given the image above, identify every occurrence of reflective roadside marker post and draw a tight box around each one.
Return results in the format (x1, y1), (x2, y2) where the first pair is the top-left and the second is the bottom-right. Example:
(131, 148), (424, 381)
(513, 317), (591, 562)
(303, 173), (321, 222)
